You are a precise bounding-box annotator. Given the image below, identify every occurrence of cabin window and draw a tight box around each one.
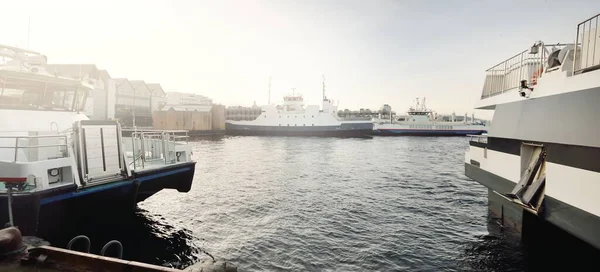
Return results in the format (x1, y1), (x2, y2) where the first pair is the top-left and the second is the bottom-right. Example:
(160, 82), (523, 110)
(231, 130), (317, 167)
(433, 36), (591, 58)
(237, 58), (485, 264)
(312, 124), (314, 126)
(279, 124), (281, 126)
(265, 115), (267, 118)
(287, 124), (289, 126)
(295, 116), (297, 118)
(279, 116), (281, 118)
(303, 116), (305, 118)
(312, 115), (314, 118)
(287, 116), (289, 118)
(295, 124), (297, 126)
(303, 124), (305, 126)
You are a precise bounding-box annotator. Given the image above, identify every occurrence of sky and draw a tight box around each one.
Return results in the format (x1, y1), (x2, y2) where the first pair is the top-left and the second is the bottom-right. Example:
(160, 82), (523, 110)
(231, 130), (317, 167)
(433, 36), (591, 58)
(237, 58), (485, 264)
(1, 0), (599, 119)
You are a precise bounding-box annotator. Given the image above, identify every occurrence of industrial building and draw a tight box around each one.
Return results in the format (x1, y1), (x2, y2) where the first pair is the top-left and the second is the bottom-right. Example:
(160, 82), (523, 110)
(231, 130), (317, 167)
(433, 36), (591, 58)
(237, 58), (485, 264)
(152, 92), (225, 135)
(44, 64), (223, 133)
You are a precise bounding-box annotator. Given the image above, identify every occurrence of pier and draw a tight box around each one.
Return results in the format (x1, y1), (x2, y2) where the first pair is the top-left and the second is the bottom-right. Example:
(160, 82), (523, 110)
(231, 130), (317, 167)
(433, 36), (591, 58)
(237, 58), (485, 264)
(0, 227), (237, 272)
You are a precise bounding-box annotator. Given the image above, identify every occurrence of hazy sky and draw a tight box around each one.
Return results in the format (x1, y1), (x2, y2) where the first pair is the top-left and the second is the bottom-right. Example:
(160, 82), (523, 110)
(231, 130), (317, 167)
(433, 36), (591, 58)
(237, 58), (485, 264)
(2, 0), (599, 119)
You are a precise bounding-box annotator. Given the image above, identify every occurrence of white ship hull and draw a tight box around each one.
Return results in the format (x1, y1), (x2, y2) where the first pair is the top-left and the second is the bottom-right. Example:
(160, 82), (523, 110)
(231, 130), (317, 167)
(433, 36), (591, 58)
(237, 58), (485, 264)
(226, 92), (373, 137)
(464, 14), (600, 250)
(373, 123), (487, 136)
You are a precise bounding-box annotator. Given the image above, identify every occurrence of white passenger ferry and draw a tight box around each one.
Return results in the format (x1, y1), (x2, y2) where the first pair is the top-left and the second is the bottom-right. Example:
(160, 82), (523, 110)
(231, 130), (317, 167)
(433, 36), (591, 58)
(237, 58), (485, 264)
(226, 79), (373, 137)
(464, 13), (600, 249)
(0, 45), (196, 236)
(373, 98), (488, 136)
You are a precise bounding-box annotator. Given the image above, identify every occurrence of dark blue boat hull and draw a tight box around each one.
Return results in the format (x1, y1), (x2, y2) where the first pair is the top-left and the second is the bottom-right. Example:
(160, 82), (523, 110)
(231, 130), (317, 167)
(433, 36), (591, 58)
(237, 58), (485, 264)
(225, 122), (373, 138)
(0, 162), (196, 237)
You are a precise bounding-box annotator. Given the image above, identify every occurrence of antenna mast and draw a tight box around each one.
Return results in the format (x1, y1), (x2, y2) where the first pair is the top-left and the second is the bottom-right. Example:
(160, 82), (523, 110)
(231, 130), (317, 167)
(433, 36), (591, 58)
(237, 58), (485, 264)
(268, 76), (271, 105)
(322, 74), (326, 101)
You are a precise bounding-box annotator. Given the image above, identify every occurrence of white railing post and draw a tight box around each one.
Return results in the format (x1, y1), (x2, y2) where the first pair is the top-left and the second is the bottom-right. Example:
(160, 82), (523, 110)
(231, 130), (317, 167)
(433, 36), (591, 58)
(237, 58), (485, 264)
(594, 17), (598, 69)
(519, 52), (524, 86)
(13, 137), (19, 162)
(502, 60), (507, 93)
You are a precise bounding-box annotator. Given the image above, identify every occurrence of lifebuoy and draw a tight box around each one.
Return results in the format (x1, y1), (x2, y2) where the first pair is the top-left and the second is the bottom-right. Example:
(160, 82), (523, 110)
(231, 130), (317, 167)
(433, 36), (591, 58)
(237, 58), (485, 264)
(532, 68), (543, 85)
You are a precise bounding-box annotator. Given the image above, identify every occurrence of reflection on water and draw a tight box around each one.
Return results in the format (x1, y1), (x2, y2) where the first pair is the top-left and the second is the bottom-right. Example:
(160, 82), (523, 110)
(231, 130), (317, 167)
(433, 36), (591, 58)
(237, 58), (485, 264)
(458, 234), (526, 272)
(43, 207), (212, 269)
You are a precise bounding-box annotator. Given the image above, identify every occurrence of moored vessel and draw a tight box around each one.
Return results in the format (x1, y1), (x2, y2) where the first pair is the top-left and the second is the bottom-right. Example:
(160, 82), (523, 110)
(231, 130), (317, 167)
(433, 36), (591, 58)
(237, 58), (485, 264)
(225, 77), (373, 137)
(0, 45), (196, 237)
(464, 12), (600, 249)
(373, 98), (488, 136)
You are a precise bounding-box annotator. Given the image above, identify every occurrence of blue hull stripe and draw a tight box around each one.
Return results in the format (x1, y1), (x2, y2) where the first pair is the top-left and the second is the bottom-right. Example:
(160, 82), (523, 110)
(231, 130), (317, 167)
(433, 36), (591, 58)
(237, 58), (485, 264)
(40, 167), (192, 205)
(136, 167), (191, 182)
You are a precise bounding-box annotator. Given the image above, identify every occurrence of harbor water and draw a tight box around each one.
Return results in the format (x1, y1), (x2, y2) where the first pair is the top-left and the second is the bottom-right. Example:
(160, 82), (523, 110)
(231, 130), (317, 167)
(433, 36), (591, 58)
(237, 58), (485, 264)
(41, 136), (594, 271)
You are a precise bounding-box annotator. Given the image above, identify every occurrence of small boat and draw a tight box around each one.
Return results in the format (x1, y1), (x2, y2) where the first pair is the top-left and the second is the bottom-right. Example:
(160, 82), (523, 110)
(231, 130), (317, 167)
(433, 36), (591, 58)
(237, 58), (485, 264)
(372, 98), (488, 136)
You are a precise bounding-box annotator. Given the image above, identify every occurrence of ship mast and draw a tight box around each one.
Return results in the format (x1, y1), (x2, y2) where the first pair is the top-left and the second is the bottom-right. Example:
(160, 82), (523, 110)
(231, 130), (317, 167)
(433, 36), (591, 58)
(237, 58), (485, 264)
(322, 74), (326, 101)
(268, 76), (271, 105)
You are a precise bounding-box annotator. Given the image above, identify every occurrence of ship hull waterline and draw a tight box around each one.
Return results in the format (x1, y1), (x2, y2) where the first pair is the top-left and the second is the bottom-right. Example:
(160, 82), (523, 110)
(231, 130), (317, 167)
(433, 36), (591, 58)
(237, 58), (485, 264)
(373, 129), (487, 136)
(225, 123), (374, 138)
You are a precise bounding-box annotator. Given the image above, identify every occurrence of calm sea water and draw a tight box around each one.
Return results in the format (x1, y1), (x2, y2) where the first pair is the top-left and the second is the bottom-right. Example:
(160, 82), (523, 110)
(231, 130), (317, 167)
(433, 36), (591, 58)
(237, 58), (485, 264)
(50, 136), (535, 271)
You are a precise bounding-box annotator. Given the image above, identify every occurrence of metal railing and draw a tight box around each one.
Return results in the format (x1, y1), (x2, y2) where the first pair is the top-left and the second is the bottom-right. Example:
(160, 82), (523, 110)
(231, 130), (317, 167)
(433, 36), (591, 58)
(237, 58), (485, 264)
(574, 13), (600, 74)
(480, 43), (567, 99)
(468, 134), (488, 144)
(126, 130), (189, 170)
(0, 135), (68, 162)
(336, 116), (373, 121)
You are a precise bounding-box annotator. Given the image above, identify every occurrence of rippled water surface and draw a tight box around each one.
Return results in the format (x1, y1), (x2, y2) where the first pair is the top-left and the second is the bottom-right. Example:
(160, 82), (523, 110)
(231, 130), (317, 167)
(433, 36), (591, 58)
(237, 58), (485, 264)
(49, 136), (539, 271)
(140, 136), (507, 271)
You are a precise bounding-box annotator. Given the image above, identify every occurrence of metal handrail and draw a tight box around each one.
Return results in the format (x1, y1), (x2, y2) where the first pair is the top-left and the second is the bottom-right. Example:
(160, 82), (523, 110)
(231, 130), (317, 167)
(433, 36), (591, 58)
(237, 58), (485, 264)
(336, 116), (373, 121)
(101, 240), (123, 259)
(574, 13), (600, 74)
(122, 129), (189, 133)
(128, 130), (187, 170)
(0, 144), (67, 149)
(480, 43), (568, 99)
(0, 135), (68, 162)
(67, 235), (91, 253)
(0, 135), (67, 139)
